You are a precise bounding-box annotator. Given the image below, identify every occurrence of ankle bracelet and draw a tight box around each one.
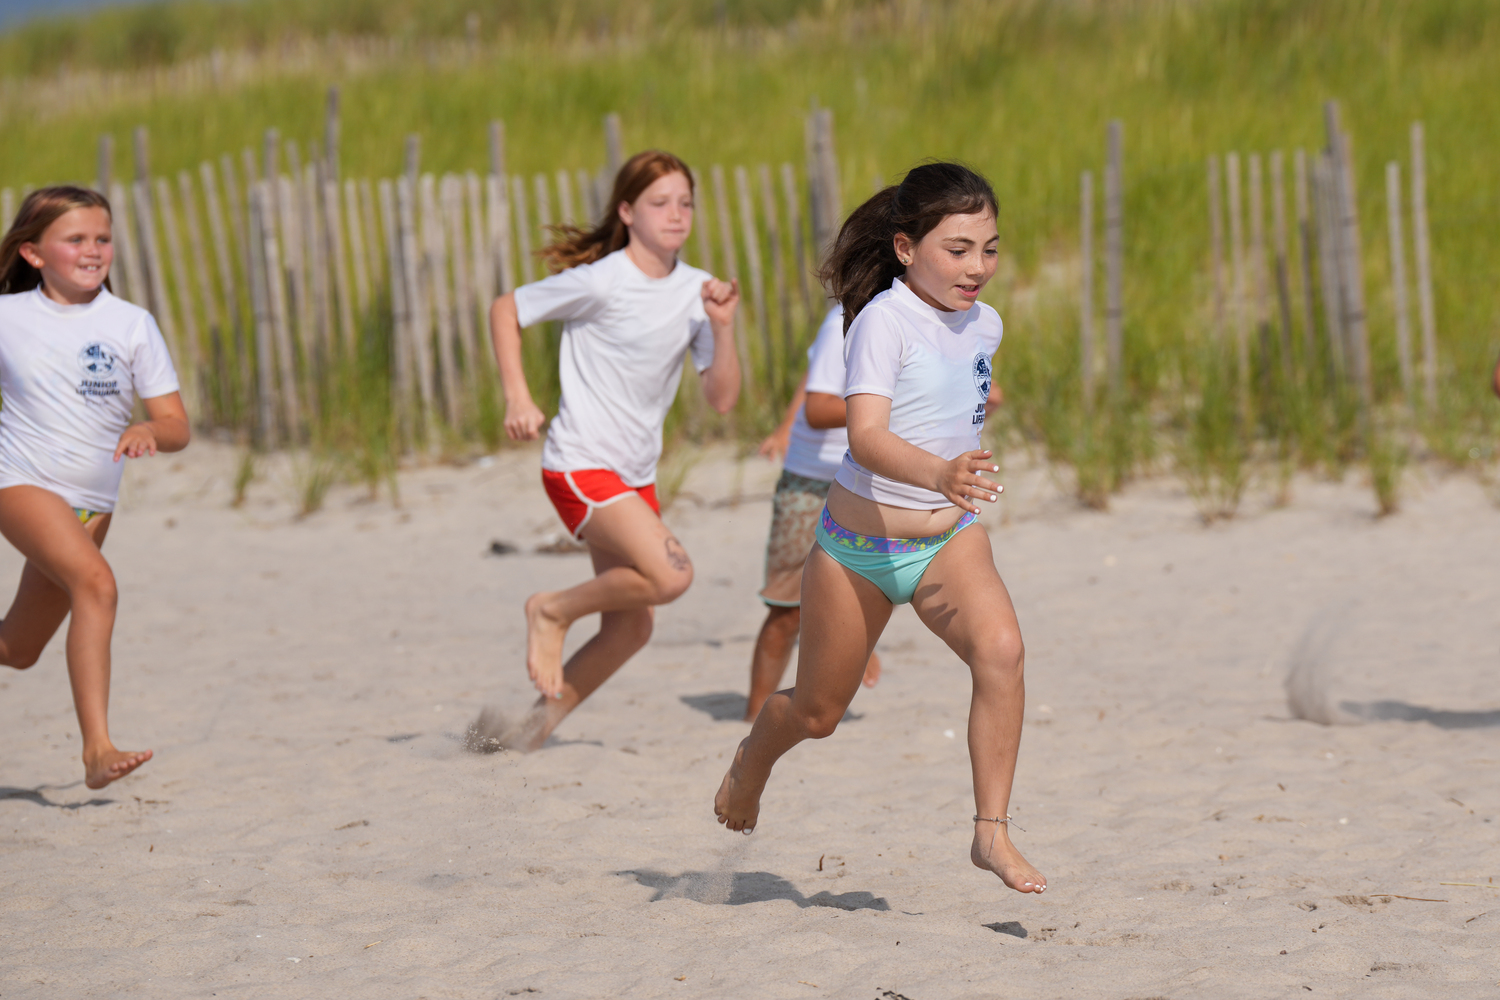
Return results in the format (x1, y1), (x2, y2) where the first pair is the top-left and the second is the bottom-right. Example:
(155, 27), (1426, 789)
(974, 814), (1025, 832)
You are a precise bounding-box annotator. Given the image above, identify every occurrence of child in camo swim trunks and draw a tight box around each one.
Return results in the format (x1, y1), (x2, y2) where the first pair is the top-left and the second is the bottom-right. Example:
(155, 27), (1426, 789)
(747, 304), (878, 721)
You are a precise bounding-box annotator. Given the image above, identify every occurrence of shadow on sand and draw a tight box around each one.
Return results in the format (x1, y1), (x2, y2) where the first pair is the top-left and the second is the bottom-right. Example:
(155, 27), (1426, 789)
(0, 783), (114, 809)
(679, 692), (864, 724)
(983, 920), (1028, 938)
(1339, 700), (1500, 730)
(620, 868), (890, 911)
(679, 691), (748, 721)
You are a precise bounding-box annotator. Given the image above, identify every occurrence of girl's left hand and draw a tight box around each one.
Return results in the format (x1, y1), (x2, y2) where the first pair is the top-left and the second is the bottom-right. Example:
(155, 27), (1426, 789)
(114, 423), (159, 461)
(935, 449), (1004, 514)
(701, 278), (740, 326)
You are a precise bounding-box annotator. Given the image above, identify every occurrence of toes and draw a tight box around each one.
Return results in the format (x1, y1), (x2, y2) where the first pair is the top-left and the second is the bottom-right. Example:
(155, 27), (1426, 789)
(110, 756), (144, 777)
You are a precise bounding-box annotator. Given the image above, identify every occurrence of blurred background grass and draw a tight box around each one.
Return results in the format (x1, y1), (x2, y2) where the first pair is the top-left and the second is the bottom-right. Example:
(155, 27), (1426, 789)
(0, 0), (1495, 511)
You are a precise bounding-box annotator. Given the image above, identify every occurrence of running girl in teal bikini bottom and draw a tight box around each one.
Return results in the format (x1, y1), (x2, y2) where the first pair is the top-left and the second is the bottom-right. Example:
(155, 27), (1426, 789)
(813, 505), (978, 605)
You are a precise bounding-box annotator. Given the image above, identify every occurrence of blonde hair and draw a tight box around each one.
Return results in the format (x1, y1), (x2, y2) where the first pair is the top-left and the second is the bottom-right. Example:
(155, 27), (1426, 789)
(0, 186), (112, 295)
(539, 150), (694, 272)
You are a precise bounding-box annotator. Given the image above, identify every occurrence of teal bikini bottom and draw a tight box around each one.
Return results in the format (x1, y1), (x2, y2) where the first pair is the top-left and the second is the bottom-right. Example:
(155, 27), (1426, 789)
(813, 505), (978, 605)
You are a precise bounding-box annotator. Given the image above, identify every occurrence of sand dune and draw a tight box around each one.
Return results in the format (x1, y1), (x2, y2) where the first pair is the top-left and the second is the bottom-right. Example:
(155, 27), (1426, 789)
(2, 443), (1497, 998)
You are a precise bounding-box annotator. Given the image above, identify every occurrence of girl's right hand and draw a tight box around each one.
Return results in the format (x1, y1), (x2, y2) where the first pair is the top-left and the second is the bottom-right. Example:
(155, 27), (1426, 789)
(504, 399), (548, 441)
(936, 449), (1003, 514)
(756, 421), (792, 461)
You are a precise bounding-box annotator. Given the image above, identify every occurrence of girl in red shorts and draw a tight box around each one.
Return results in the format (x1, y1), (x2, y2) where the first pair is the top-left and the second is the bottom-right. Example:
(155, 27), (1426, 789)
(489, 150), (740, 750)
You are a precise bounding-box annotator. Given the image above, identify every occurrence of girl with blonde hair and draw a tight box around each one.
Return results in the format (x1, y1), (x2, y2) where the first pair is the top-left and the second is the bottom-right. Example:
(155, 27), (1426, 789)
(0, 186), (188, 788)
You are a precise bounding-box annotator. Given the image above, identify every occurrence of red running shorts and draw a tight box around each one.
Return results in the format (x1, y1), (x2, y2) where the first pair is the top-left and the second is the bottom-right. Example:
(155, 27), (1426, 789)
(541, 468), (660, 540)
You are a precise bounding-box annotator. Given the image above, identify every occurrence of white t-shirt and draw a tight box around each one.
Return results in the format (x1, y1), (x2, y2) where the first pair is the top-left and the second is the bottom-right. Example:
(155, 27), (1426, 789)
(514, 249), (715, 487)
(783, 304), (849, 482)
(836, 277), (1003, 508)
(0, 287), (180, 512)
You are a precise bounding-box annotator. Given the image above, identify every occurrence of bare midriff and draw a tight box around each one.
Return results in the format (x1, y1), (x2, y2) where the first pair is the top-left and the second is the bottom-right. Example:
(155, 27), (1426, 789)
(825, 480), (965, 540)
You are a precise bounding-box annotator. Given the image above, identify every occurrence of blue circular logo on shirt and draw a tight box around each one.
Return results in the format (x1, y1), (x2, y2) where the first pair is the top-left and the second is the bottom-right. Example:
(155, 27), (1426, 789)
(972, 354), (992, 401)
(78, 343), (115, 377)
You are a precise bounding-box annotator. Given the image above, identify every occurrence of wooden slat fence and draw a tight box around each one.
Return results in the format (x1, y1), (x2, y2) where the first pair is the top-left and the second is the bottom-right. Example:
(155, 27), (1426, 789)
(0, 98), (1441, 458)
(0, 105), (839, 453)
(1072, 101), (1439, 423)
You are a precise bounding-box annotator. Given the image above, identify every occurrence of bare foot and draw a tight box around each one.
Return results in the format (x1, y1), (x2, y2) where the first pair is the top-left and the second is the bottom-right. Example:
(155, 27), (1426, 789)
(466, 703), (556, 754)
(523, 592), (568, 698)
(84, 746), (152, 789)
(971, 821), (1047, 894)
(862, 652), (882, 688)
(713, 740), (763, 834)
(466, 697), (567, 754)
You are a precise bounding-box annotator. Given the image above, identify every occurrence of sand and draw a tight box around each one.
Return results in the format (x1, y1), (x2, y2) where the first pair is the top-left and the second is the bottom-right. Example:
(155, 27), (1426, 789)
(2, 440), (1498, 999)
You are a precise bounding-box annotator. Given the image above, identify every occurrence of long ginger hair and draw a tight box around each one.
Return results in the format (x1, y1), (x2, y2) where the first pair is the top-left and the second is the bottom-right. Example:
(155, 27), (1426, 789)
(540, 150), (695, 272)
(0, 186), (113, 295)
(819, 162), (998, 331)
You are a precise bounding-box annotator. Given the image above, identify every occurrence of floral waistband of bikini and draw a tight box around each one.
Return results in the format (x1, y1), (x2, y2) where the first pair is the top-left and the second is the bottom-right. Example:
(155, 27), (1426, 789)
(819, 505), (977, 554)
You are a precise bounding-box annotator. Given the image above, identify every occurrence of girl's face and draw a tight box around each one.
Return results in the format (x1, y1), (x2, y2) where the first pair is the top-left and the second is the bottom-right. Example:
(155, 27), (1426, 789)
(619, 171), (694, 257)
(20, 206), (113, 301)
(894, 210), (999, 312)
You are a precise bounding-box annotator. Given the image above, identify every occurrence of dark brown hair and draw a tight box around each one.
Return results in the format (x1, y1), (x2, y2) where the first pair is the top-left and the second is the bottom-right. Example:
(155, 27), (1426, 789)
(0, 186), (113, 295)
(819, 161), (998, 330)
(539, 150), (695, 272)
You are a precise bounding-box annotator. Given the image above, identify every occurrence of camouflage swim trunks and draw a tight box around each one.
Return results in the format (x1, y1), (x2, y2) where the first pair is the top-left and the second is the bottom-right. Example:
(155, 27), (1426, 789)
(759, 470), (833, 607)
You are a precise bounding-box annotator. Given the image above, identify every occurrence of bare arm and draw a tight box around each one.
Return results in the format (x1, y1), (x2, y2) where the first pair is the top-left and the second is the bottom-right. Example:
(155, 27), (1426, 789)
(489, 292), (547, 440)
(698, 278), (742, 415)
(804, 391), (847, 429)
(845, 393), (1002, 515)
(115, 391), (190, 460)
(758, 373), (807, 460)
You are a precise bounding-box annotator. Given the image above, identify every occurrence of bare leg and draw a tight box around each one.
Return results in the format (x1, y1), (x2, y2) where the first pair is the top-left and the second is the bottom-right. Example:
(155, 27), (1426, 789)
(523, 495), (692, 699)
(911, 526), (1046, 894)
(715, 546), (891, 832)
(745, 605), (799, 721)
(745, 606), (881, 721)
(512, 496), (693, 747)
(0, 561), (72, 666)
(510, 602), (654, 751)
(0, 487), (151, 789)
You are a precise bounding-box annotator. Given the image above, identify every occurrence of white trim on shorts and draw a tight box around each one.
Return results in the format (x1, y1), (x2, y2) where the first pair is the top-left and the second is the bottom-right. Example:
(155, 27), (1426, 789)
(564, 470), (638, 540)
